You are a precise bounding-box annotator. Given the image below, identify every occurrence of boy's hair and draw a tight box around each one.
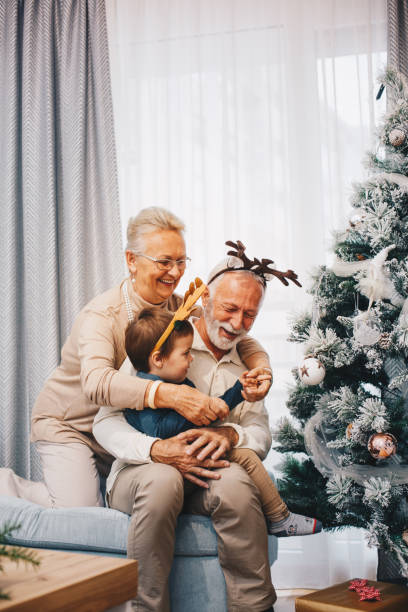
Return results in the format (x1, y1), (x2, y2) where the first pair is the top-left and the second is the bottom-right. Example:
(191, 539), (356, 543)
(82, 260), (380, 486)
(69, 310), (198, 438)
(125, 307), (194, 372)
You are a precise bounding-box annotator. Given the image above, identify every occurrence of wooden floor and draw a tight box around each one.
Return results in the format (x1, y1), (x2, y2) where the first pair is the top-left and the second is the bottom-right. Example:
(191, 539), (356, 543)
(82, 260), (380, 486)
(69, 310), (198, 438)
(274, 589), (316, 612)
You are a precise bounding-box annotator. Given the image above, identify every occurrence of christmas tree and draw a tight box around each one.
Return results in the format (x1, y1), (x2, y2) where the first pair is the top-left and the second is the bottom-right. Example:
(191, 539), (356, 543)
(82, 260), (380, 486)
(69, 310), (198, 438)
(276, 68), (408, 580)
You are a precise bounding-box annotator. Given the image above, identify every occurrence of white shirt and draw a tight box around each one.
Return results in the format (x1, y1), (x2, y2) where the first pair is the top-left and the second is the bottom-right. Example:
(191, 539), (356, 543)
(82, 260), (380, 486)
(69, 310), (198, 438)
(93, 323), (272, 495)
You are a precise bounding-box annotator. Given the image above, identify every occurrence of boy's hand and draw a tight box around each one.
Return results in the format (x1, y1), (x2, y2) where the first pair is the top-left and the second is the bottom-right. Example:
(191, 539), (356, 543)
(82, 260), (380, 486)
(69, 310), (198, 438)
(240, 367), (272, 402)
(208, 397), (229, 420)
(155, 383), (229, 425)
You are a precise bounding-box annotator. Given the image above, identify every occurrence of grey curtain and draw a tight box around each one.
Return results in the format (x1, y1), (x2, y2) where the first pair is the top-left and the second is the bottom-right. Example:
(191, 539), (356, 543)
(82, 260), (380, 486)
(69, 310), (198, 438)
(0, 0), (123, 479)
(387, 0), (408, 78)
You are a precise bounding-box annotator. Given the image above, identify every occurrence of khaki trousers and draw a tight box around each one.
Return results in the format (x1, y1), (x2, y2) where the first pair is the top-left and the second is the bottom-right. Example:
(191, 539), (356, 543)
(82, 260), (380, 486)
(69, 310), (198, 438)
(0, 441), (109, 507)
(229, 448), (289, 522)
(109, 462), (277, 612)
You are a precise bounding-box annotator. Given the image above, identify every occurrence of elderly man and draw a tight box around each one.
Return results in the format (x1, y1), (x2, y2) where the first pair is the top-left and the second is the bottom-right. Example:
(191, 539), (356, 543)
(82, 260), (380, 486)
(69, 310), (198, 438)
(94, 254), (282, 612)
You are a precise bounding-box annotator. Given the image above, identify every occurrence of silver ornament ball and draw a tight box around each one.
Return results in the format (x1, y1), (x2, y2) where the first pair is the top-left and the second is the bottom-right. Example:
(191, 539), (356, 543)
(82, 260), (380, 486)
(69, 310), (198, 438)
(353, 313), (381, 346)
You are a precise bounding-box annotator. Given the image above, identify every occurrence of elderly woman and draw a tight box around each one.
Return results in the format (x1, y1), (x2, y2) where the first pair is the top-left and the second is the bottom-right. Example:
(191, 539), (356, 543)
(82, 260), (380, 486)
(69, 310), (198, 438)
(2, 207), (271, 508)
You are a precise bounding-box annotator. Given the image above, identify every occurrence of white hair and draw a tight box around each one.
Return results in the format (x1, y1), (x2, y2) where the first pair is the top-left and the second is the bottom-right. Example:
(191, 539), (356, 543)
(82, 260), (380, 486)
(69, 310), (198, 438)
(126, 207), (185, 253)
(206, 257), (266, 299)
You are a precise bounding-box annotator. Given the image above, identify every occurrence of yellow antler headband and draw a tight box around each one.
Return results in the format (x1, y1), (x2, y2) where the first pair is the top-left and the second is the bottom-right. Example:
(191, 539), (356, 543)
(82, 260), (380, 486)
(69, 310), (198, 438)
(150, 277), (207, 356)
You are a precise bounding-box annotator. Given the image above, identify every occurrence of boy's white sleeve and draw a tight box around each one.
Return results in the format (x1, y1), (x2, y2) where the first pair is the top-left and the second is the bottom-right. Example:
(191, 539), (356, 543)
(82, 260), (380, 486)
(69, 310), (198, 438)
(93, 357), (159, 464)
(221, 400), (271, 460)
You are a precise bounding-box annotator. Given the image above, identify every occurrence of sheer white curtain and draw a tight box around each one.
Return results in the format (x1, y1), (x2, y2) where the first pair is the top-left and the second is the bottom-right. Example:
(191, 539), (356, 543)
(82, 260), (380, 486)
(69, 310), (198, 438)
(106, 0), (386, 588)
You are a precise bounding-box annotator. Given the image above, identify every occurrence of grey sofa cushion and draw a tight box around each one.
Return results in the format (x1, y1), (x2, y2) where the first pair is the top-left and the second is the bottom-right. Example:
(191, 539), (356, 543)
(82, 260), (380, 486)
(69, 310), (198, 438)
(0, 495), (219, 556)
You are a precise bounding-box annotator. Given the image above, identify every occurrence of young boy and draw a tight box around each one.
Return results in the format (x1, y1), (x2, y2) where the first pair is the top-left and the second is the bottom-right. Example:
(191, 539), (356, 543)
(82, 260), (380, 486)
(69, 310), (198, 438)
(124, 307), (322, 537)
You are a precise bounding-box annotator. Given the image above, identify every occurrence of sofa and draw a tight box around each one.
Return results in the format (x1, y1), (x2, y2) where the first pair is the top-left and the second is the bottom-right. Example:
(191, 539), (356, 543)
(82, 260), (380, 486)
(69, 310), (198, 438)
(0, 493), (278, 611)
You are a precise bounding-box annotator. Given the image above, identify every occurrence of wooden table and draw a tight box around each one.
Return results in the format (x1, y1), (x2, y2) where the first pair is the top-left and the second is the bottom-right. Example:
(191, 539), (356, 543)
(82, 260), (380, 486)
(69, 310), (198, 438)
(0, 547), (138, 611)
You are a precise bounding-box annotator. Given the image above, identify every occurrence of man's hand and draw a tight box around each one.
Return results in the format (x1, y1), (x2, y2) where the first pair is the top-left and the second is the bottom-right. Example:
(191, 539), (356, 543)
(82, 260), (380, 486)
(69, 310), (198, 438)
(154, 383), (229, 425)
(150, 434), (230, 488)
(240, 367), (272, 401)
(179, 427), (239, 461)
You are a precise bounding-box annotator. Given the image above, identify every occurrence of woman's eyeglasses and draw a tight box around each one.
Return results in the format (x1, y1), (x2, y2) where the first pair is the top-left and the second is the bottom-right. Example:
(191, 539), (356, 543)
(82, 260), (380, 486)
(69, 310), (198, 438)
(137, 253), (191, 271)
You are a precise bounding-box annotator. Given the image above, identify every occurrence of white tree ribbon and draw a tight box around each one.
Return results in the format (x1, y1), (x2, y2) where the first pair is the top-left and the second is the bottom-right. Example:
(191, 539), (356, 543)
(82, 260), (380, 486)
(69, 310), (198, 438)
(368, 172), (408, 192)
(330, 169), (408, 306)
(331, 244), (405, 307)
(304, 410), (408, 486)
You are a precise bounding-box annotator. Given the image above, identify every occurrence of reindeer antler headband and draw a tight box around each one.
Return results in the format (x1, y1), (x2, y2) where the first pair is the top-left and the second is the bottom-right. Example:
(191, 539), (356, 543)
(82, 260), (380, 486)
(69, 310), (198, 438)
(150, 278), (206, 355)
(207, 240), (302, 288)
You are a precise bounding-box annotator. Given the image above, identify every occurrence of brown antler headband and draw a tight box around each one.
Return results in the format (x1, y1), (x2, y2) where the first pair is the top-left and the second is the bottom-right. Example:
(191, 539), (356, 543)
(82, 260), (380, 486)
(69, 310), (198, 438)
(207, 240), (302, 288)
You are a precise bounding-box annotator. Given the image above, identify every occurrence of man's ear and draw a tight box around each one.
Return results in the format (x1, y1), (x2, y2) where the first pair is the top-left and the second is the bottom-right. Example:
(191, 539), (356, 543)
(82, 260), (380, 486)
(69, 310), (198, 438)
(201, 286), (210, 308)
(150, 350), (164, 369)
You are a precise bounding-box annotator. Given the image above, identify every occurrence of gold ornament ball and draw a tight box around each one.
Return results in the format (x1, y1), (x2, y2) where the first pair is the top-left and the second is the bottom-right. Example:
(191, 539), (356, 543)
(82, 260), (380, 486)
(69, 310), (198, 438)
(346, 423), (355, 440)
(389, 128), (406, 147)
(367, 432), (397, 460)
(378, 332), (391, 350)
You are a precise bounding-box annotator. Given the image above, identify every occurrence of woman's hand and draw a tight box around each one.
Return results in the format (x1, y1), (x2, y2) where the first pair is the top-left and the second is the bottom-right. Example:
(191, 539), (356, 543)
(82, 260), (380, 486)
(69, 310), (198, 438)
(150, 434), (230, 488)
(240, 367), (272, 401)
(154, 383), (229, 425)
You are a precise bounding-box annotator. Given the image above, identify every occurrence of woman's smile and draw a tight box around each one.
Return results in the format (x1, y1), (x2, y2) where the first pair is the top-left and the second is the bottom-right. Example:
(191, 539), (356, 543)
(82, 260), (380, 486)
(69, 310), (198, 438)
(128, 229), (187, 304)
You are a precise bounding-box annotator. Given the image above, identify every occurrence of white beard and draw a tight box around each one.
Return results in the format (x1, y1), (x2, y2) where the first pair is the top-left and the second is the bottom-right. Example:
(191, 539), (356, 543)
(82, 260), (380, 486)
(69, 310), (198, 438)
(204, 301), (247, 350)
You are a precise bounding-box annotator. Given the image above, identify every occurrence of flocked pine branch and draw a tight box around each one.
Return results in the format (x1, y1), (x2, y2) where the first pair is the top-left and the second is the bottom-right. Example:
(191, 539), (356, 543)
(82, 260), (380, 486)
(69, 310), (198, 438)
(355, 398), (389, 432)
(323, 386), (361, 424)
(287, 312), (312, 344)
(0, 524), (40, 600)
(326, 474), (354, 508)
(363, 477), (393, 508)
(274, 417), (305, 453)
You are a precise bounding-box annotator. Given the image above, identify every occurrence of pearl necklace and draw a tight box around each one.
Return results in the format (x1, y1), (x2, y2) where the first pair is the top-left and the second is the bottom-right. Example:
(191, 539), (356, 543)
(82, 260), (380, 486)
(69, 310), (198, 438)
(122, 281), (135, 323)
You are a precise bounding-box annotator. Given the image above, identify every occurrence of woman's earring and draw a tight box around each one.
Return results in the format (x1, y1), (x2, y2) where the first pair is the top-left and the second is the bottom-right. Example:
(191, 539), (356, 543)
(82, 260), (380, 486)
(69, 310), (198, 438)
(131, 276), (136, 284)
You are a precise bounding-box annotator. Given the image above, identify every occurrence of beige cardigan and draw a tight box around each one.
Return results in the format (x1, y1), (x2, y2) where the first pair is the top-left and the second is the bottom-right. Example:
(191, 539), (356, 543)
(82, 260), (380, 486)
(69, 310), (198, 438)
(31, 278), (266, 458)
